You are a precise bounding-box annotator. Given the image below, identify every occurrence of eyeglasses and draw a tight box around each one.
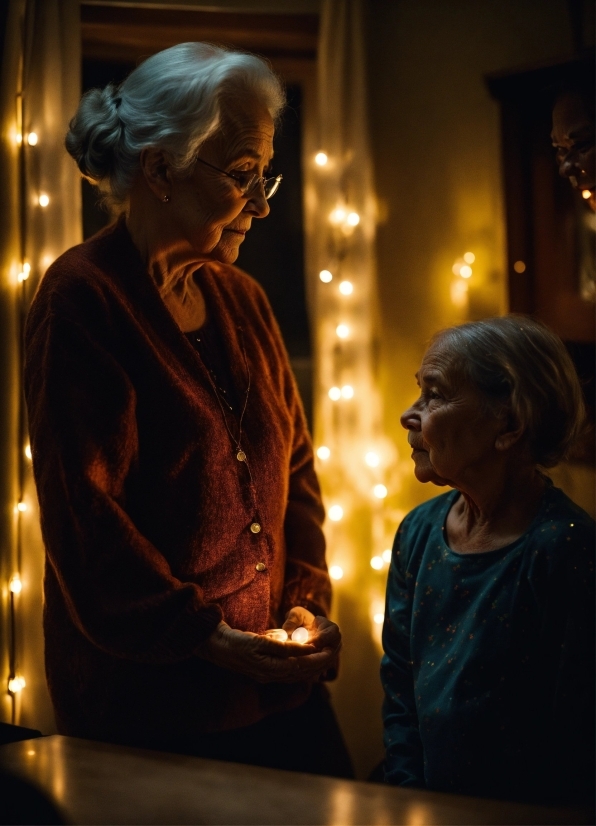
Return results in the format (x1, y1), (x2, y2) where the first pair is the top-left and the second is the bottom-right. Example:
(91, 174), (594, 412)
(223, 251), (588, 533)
(195, 156), (283, 199)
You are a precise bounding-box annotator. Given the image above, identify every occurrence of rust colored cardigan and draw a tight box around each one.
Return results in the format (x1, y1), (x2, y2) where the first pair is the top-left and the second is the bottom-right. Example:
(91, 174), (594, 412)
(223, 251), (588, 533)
(24, 217), (331, 748)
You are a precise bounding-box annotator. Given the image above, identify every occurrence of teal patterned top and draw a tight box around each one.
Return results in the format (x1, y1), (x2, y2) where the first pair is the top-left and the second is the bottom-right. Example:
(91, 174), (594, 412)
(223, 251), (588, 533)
(381, 483), (595, 804)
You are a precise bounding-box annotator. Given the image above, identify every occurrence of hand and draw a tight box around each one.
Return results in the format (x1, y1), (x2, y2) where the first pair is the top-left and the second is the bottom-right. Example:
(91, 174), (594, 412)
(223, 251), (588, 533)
(197, 621), (338, 684)
(283, 607), (342, 656)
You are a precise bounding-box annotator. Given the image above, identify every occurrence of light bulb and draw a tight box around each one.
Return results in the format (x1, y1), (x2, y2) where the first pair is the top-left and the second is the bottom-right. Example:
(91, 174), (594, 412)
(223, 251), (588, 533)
(319, 269), (333, 283)
(17, 501), (27, 512)
(291, 626), (309, 644)
(463, 251), (475, 264)
(373, 613), (384, 625)
(341, 385), (354, 399)
(315, 152), (328, 166)
(459, 264), (472, 278)
(582, 189), (591, 199)
(365, 451), (379, 467)
(24, 444), (32, 460)
(316, 446), (331, 460)
(23, 262), (31, 274)
(263, 628), (288, 642)
(38, 193), (50, 207)
(15, 133), (22, 145)
(8, 676), (26, 693)
(336, 324), (350, 339)
(373, 484), (388, 499)
(17, 271), (29, 282)
(346, 211), (360, 226)
(329, 565), (344, 580)
(27, 132), (38, 146)
(382, 549), (392, 564)
(9, 574), (22, 594)
(328, 505), (344, 521)
(370, 556), (383, 570)
(339, 280), (353, 295)
(328, 386), (341, 401)
(329, 207), (347, 224)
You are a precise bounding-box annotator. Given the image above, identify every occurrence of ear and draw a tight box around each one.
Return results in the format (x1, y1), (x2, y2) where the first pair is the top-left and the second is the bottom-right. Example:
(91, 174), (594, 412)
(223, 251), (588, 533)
(494, 411), (525, 452)
(138, 147), (172, 201)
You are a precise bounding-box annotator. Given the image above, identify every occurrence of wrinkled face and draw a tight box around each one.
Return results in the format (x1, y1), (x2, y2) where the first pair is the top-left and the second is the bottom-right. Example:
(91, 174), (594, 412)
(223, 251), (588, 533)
(168, 96), (275, 263)
(400, 342), (503, 488)
(551, 92), (595, 211)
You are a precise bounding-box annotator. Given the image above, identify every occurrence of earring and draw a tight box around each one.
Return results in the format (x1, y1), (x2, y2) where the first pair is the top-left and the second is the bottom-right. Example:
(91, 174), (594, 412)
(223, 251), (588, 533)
(162, 195), (170, 203)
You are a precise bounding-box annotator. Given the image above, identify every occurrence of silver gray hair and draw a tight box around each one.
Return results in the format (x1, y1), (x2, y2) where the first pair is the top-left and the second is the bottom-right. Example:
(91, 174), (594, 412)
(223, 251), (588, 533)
(65, 42), (285, 205)
(431, 315), (587, 468)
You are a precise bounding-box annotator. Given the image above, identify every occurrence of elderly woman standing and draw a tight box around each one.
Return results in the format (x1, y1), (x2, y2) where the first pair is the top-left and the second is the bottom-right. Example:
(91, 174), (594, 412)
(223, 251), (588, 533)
(25, 43), (352, 777)
(382, 316), (594, 804)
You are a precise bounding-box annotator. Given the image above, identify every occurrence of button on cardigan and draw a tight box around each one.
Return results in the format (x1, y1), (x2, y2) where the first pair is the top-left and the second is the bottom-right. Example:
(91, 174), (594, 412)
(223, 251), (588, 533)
(24, 217), (331, 748)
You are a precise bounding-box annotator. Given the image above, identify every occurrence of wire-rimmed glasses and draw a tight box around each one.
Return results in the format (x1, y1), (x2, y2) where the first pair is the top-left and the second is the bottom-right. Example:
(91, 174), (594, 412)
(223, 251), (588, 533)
(195, 156), (283, 199)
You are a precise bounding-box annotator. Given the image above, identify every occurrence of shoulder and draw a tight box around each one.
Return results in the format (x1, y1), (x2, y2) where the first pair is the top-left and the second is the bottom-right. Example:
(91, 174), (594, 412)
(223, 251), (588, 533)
(394, 490), (456, 566)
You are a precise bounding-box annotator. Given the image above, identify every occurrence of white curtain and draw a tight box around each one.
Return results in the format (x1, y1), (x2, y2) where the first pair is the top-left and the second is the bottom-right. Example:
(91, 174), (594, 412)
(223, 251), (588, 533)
(0, 0), (81, 730)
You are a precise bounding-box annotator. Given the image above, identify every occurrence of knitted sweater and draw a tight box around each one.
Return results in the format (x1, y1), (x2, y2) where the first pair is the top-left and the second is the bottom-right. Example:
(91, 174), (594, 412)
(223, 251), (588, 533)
(24, 217), (331, 747)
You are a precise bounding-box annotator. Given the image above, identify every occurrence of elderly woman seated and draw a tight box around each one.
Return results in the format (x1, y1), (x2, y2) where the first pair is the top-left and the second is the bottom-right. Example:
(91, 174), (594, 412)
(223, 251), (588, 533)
(381, 316), (594, 804)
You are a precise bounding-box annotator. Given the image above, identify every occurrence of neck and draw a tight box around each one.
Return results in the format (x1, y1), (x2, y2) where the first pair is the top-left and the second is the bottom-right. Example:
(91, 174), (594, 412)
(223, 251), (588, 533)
(447, 462), (547, 553)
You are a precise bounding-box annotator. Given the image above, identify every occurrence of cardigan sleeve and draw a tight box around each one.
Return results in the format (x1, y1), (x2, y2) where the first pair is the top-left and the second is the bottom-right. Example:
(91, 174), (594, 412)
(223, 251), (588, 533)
(24, 292), (223, 664)
(381, 519), (425, 787)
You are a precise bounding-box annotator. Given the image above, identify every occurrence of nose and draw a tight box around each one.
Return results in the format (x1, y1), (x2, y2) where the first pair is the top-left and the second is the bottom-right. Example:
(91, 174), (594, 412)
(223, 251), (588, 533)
(245, 181), (270, 219)
(400, 402), (421, 433)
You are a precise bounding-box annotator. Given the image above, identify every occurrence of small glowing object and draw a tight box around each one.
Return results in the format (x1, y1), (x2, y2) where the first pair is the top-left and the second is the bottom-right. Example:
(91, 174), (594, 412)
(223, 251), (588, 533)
(339, 280), (353, 295)
(370, 556), (383, 570)
(346, 211), (360, 227)
(317, 446), (331, 460)
(341, 385), (354, 399)
(27, 132), (38, 146)
(9, 575), (22, 594)
(24, 444), (32, 460)
(291, 626), (309, 644)
(373, 484), (388, 499)
(15, 133), (22, 145)
(450, 279), (468, 307)
(319, 269), (333, 283)
(365, 451), (379, 467)
(328, 505), (344, 521)
(8, 676), (26, 693)
(23, 262), (31, 275)
(336, 324), (350, 338)
(459, 264), (472, 278)
(17, 501), (27, 512)
(329, 565), (344, 580)
(263, 628), (288, 642)
(329, 207), (347, 224)
(382, 549), (392, 564)
(513, 260), (526, 273)
(328, 386), (341, 401)
(17, 270), (29, 282)
(463, 251), (475, 264)
(452, 261), (462, 275)
(27, 750), (35, 756)
(315, 152), (328, 166)
(38, 193), (50, 207)
(373, 612), (384, 625)
(582, 189), (591, 199)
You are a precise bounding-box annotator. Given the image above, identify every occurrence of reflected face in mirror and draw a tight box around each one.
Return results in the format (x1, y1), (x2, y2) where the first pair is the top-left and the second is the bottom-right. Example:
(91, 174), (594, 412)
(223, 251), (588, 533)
(169, 97), (275, 264)
(400, 343), (503, 489)
(551, 92), (595, 212)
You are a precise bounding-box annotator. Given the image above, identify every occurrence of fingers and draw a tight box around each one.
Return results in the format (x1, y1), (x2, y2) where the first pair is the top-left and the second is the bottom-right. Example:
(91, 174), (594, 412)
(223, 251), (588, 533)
(282, 606), (316, 635)
(308, 617), (342, 651)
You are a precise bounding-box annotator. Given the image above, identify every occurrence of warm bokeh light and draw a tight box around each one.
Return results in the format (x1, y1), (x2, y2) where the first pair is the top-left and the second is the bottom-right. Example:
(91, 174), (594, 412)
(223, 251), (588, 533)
(382, 549), (392, 564)
(459, 264), (472, 278)
(364, 451), (380, 467)
(38, 193), (50, 207)
(15, 133), (23, 145)
(336, 324), (350, 338)
(339, 280), (353, 295)
(315, 152), (328, 166)
(373, 484), (388, 499)
(27, 132), (38, 146)
(316, 446), (331, 460)
(319, 269), (333, 283)
(17, 270), (29, 282)
(329, 565), (344, 580)
(328, 505), (344, 521)
(24, 444), (32, 460)
(370, 556), (383, 570)
(8, 676), (26, 693)
(328, 386), (341, 401)
(9, 574), (22, 595)
(513, 260), (526, 273)
(329, 207), (347, 224)
(373, 612), (384, 625)
(450, 279), (468, 307)
(346, 211), (360, 226)
(340, 385), (354, 399)
(463, 251), (475, 264)
(16, 502), (27, 512)
(582, 189), (591, 199)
